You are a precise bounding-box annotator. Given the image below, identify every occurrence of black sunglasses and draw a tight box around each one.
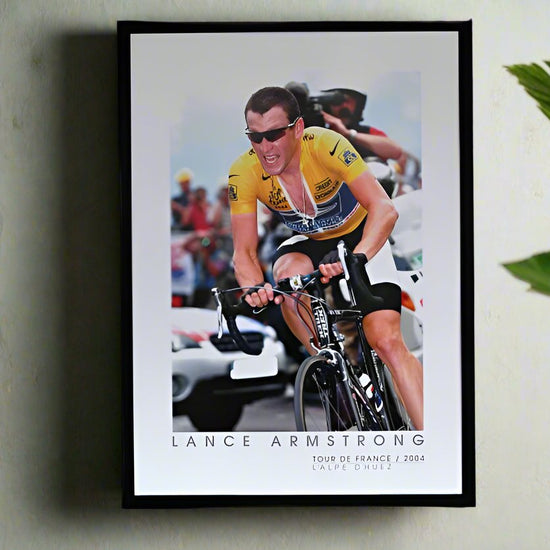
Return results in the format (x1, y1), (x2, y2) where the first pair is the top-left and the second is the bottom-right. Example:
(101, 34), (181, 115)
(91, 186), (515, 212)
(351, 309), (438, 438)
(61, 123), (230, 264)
(245, 117), (300, 144)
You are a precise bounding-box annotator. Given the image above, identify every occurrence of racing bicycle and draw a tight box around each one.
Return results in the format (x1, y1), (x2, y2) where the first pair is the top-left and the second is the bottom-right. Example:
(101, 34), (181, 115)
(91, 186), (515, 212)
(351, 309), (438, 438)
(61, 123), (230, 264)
(212, 241), (413, 432)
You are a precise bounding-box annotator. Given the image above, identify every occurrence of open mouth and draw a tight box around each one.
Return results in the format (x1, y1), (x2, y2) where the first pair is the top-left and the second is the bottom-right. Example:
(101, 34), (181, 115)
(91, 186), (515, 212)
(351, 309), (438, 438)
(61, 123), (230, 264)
(264, 154), (279, 165)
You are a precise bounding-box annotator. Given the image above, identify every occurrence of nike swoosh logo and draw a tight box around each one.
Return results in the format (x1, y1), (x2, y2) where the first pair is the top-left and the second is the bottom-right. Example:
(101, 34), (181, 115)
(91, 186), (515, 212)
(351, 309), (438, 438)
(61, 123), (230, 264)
(262, 174), (271, 181)
(228, 174), (238, 178)
(329, 139), (341, 156)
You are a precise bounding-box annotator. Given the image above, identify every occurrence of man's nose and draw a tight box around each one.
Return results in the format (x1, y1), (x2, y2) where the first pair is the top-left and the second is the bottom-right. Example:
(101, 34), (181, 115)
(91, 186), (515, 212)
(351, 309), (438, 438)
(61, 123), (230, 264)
(257, 137), (272, 149)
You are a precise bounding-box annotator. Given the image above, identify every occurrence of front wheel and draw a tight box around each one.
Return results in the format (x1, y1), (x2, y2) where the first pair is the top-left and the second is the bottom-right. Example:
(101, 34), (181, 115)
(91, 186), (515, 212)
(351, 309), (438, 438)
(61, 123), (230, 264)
(294, 355), (359, 431)
(186, 399), (243, 431)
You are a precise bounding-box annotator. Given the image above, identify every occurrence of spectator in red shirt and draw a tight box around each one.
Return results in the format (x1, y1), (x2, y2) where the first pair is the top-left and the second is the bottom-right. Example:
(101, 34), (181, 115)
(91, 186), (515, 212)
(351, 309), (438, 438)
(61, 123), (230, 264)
(185, 187), (212, 231)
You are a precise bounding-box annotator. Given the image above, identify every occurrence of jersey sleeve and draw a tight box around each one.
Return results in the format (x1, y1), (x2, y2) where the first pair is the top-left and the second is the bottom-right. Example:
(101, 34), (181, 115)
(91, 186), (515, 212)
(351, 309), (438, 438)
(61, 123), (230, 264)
(362, 124), (387, 137)
(368, 126), (388, 137)
(227, 152), (259, 216)
(315, 129), (369, 183)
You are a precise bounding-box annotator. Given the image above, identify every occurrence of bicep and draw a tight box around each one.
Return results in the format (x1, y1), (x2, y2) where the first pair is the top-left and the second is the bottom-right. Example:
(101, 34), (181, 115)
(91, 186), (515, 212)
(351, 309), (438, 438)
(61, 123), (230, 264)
(348, 170), (392, 211)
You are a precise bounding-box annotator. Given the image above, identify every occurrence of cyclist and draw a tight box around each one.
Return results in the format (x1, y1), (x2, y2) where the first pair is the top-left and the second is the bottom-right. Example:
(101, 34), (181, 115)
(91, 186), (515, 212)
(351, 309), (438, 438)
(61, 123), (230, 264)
(228, 86), (423, 430)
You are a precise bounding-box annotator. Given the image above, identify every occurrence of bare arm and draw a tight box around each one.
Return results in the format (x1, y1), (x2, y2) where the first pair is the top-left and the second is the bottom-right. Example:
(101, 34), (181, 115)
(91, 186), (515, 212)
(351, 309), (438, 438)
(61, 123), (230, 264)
(348, 170), (398, 260)
(350, 132), (403, 161)
(231, 212), (279, 306)
(318, 170), (397, 282)
(231, 212), (263, 287)
(322, 111), (403, 161)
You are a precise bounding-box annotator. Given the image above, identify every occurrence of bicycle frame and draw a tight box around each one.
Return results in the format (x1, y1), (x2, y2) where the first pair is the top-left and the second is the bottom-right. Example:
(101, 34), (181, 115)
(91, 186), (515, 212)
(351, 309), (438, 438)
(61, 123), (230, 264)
(301, 277), (391, 431)
(213, 240), (411, 431)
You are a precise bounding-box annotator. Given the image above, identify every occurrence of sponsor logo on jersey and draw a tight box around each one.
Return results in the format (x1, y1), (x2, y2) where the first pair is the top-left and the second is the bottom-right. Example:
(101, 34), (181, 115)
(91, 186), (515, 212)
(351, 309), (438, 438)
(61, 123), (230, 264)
(302, 132), (314, 141)
(228, 184), (238, 201)
(338, 149), (358, 166)
(314, 177), (339, 200)
(315, 187), (338, 201)
(268, 182), (289, 208)
(329, 139), (341, 156)
(315, 177), (332, 192)
(271, 181), (361, 235)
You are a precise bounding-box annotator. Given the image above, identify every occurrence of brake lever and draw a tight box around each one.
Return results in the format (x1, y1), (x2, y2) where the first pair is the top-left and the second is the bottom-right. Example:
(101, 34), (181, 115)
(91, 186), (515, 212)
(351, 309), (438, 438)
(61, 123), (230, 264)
(212, 287), (224, 338)
(337, 241), (350, 280)
(337, 241), (357, 306)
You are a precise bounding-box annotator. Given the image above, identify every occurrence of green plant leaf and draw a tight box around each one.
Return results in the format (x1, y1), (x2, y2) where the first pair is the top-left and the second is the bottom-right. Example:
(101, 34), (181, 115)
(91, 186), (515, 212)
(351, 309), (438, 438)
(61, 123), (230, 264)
(505, 61), (550, 120)
(503, 251), (550, 295)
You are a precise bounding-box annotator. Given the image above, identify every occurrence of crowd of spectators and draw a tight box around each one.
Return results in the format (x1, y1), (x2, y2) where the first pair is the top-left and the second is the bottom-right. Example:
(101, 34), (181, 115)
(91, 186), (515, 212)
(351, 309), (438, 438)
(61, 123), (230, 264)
(170, 85), (422, 310)
(171, 169), (236, 308)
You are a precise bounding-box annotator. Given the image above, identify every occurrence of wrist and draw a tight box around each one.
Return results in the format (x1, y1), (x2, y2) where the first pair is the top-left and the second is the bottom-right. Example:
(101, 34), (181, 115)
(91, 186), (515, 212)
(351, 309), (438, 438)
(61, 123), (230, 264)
(348, 129), (358, 141)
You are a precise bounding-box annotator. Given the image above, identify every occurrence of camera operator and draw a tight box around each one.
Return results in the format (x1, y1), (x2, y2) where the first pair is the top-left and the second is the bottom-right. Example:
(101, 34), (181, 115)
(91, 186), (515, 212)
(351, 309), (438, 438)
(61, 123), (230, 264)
(286, 83), (408, 178)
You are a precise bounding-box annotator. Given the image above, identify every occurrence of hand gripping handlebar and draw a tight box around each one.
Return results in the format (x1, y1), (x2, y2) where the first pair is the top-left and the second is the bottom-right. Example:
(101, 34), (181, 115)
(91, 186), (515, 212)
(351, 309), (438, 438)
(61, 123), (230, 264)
(336, 241), (384, 312)
(211, 270), (322, 356)
(212, 241), (383, 355)
(211, 288), (265, 356)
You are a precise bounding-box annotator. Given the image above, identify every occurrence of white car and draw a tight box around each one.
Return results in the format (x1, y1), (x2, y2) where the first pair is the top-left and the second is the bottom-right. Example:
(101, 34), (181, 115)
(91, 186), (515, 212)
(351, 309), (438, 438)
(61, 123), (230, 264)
(390, 188), (423, 270)
(397, 269), (423, 364)
(172, 307), (292, 431)
(391, 189), (423, 363)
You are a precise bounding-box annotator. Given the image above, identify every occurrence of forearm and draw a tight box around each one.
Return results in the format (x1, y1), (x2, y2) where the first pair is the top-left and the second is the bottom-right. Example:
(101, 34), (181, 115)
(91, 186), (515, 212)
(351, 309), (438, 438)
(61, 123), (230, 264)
(350, 132), (403, 161)
(233, 249), (265, 289)
(354, 199), (398, 260)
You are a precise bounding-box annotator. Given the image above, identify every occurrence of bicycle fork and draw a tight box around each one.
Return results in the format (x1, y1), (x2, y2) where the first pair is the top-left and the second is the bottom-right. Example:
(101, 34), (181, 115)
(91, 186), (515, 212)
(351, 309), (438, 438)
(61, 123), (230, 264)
(320, 349), (364, 431)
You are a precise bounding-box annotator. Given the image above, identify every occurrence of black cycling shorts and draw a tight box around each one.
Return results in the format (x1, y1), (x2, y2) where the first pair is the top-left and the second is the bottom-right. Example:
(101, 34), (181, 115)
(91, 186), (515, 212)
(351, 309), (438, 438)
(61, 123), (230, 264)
(271, 218), (402, 314)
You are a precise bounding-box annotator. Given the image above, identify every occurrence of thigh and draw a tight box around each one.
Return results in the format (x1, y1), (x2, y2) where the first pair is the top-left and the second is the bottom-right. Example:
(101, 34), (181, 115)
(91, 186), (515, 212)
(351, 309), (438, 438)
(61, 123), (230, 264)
(271, 222), (365, 270)
(363, 308), (402, 340)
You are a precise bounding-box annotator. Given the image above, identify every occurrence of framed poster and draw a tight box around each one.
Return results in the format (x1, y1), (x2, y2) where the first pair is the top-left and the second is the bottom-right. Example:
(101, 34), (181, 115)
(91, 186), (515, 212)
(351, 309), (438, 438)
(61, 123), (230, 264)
(119, 20), (474, 507)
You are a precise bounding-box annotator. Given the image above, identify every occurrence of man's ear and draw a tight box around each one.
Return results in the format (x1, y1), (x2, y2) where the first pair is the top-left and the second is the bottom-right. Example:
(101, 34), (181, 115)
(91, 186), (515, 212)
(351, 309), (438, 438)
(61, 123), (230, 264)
(295, 116), (305, 138)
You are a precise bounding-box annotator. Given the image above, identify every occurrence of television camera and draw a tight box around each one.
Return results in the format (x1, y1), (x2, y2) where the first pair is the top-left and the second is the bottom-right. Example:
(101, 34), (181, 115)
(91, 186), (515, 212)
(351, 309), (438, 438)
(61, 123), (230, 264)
(285, 82), (367, 128)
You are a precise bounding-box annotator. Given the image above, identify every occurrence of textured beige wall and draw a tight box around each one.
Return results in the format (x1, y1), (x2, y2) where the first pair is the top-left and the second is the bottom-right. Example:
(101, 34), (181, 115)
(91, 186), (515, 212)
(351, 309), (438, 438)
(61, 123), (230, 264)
(1, 1), (549, 548)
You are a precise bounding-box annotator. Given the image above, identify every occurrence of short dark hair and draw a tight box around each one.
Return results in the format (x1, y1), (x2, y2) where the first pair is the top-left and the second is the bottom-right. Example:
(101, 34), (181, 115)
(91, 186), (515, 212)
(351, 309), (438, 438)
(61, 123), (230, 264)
(244, 87), (301, 124)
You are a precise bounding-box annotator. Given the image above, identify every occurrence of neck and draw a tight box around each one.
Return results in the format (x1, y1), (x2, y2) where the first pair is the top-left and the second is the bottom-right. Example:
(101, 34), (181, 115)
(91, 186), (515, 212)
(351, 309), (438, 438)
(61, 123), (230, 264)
(279, 154), (301, 183)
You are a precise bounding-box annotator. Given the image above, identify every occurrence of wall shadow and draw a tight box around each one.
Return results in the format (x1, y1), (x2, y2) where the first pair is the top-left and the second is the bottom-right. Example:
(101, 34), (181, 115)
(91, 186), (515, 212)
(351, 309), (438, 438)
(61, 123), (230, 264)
(55, 32), (410, 523)
(59, 33), (122, 510)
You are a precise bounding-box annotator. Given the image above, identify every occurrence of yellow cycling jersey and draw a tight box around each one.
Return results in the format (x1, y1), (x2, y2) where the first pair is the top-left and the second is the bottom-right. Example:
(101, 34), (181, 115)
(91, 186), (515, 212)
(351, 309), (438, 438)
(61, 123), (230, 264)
(228, 126), (369, 240)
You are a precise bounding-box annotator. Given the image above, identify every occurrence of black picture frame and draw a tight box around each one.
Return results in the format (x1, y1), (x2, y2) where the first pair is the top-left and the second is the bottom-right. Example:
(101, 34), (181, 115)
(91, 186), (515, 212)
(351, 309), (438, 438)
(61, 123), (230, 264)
(119, 20), (474, 508)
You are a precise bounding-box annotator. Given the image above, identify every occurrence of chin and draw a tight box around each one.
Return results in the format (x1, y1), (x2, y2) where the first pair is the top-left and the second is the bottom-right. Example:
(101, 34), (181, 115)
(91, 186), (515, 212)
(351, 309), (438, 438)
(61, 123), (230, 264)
(262, 165), (281, 176)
